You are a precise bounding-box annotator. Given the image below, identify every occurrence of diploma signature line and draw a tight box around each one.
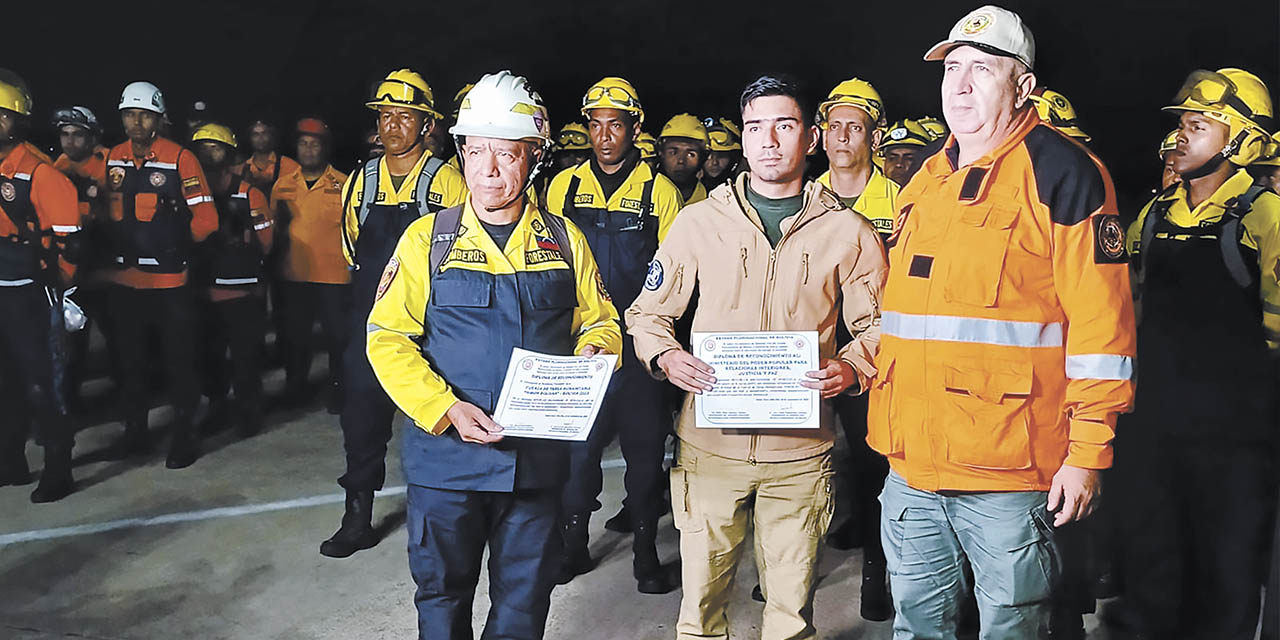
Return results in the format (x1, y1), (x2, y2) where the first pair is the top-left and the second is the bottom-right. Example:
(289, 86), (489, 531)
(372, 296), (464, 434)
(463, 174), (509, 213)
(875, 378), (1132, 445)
(0, 455), (661, 546)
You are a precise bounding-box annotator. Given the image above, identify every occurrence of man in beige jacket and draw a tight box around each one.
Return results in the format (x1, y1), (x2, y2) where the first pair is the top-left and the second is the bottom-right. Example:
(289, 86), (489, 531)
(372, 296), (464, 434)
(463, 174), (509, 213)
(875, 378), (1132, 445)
(626, 75), (887, 640)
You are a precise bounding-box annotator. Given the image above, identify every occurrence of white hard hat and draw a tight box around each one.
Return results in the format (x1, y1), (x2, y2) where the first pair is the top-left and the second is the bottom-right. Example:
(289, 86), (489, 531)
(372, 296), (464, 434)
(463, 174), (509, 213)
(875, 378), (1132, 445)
(119, 81), (166, 115)
(924, 5), (1036, 70)
(449, 71), (551, 144)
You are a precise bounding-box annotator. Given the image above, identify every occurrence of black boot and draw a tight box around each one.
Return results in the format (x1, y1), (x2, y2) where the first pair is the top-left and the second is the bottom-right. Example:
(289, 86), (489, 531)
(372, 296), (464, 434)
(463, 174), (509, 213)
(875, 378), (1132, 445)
(860, 556), (893, 622)
(0, 450), (31, 487)
(31, 445), (73, 503)
(604, 506), (633, 533)
(165, 411), (200, 469)
(632, 520), (673, 594)
(107, 415), (152, 460)
(325, 381), (343, 415)
(555, 512), (593, 584)
(320, 490), (378, 558)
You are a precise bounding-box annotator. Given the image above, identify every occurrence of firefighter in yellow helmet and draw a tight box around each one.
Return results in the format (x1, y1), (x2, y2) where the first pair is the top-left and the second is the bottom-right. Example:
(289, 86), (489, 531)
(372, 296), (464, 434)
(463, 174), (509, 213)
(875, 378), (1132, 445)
(916, 115), (948, 141)
(658, 113), (710, 204)
(1030, 87), (1091, 143)
(702, 117), (742, 189)
(553, 122), (592, 172)
(436, 82), (474, 170)
(1157, 129), (1181, 192)
(323, 68), (467, 559)
(1119, 68), (1280, 639)
(812, 75), (897, 621)
(545, 76), (682, 593)
(1248, 131), (1280, 194)
(635, 131), (658, 169)
(878, 118), (932, 185)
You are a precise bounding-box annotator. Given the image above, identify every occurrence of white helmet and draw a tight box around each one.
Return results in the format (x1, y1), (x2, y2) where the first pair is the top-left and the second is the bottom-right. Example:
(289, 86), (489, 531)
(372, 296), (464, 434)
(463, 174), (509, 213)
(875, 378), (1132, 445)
(119, 81), (166, 115)
(450, 71), (550, 144)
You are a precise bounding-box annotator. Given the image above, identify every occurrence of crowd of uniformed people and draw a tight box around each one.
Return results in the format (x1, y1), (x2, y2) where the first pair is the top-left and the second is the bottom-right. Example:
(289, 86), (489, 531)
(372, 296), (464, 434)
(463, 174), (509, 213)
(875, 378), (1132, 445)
(2, 4), (1280, 639)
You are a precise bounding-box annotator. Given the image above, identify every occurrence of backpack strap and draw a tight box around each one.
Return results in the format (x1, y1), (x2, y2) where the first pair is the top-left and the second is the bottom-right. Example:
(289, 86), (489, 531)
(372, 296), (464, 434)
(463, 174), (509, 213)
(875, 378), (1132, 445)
(414, 156), (447, 215)
(640, 175), (656, 214)
(428, 204), (465, 276)
(541, 209), (575, 281)
(355, 159), (380, 227)
(1138, 185), (1177, 280)
(563, 174), (581, 218)
(1219, 181), (1269, 289)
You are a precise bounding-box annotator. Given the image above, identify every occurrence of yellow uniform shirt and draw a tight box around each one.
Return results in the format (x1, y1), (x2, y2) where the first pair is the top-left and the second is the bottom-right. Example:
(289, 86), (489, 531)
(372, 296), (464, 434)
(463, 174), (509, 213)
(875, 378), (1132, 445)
(816, 165), (900, 240)
(367, 200), (623, 435)
(544, 159), (684, 244)
(340, 151), (468, 265)
(682, 180), (708, 206)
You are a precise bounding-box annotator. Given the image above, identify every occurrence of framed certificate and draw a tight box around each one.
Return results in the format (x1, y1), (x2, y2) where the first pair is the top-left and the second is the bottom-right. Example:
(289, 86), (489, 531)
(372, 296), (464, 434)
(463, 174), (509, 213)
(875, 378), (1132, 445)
(691, 331), (820, 429)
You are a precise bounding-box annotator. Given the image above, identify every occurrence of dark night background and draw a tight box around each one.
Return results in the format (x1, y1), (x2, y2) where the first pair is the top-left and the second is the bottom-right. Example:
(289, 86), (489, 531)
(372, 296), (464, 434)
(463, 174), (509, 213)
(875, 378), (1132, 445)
(9, 0), (1280, 214)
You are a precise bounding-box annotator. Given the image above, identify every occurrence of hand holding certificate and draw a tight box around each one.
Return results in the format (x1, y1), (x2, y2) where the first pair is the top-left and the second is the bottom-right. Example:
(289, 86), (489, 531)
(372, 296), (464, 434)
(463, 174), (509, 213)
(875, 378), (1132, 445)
(492, 348), (617, 441)
(691, 331), (820, 429)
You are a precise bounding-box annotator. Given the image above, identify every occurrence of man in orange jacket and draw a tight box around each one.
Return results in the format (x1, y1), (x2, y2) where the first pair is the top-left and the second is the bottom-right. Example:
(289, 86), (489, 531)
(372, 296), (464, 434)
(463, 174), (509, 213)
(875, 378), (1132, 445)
(0, 71), (82, 503)
(270, 117), (349, 413)
(103, 81), (218, 469)
(867, 7), (1136, 637)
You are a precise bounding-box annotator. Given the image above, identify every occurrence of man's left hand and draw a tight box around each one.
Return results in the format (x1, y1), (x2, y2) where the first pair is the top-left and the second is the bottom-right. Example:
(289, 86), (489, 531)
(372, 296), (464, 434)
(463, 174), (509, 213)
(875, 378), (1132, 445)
(1047, 464), (1102, 527)
(802, 359), (857, 399)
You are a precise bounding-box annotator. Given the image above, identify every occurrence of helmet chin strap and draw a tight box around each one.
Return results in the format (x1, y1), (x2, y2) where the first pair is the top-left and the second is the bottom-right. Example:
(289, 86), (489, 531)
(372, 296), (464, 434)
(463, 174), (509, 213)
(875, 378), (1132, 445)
(1180, 152), (1227, 181)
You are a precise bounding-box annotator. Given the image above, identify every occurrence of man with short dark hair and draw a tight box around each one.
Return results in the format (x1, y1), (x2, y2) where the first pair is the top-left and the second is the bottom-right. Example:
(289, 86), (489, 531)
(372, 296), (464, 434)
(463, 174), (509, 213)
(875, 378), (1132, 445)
(627, 74), (886, 640)
(658, 113), (709, 204)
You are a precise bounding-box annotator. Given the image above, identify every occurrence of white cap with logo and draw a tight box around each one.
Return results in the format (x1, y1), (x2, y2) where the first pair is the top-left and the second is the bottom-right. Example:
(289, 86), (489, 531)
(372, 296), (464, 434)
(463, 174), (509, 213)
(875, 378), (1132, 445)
(923, 5), (1035, 70)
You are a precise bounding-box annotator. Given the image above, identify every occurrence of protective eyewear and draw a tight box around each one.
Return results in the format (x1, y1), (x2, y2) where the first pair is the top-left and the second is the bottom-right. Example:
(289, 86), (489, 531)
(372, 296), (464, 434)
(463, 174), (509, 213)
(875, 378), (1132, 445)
(821, 95), (884, 120)
(558, 131), (589, 146)
(52, 108), (95, 131)
(1173, 70), (1257, 119)
(583, 86), (639, 110)
(372, 80), (429, 107)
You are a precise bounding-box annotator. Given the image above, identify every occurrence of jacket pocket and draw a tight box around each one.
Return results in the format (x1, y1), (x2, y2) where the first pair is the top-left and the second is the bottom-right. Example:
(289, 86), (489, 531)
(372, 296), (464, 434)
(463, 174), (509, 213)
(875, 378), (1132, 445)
(939, 358), (1034, 470)
(942, 203), (1018, 307)
(669, 461), (704, 533)
(526, 277), (577, 310)
(866, 354), (902, 455)
(432, 278), (492, 307)
(134, 193), (159, 222)
(786, 251), (811, 316)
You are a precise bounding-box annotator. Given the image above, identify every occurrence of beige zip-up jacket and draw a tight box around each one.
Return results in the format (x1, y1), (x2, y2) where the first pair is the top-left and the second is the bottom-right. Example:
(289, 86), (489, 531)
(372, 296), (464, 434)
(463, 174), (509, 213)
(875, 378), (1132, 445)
(626, 173), (887, 462)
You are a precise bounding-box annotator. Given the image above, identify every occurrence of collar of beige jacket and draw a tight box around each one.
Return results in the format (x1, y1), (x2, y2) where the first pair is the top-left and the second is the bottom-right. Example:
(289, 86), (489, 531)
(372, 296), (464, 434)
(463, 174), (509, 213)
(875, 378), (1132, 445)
(716, 172), (844, 241)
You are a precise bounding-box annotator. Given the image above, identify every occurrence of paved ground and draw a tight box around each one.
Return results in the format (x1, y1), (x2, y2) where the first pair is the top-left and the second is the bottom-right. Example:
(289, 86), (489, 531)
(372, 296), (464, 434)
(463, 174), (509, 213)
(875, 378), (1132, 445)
(1, 370), (1123, 639)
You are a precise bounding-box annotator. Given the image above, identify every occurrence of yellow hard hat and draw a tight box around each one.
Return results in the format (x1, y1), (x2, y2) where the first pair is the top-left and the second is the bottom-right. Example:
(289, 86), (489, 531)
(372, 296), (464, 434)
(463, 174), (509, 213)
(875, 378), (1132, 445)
(1158, 129), (1179, 159)
(917, 116), (948, 141)
(635, 132), (657, 159)
(707, 117), (742, 152)
(880, 118), (932, 149)
(556, 123), (591, 151)
(1164, 68), (1274, 165)
(817, 78), (885, 127)
(1030, 88), (1091, 143)
(659, 113), (709, 145)
(581, 77), (644, 123)
(191, 123), (237, 148)
(0, 69), (33, 116)
(366, 69), (442, 119)
(451, 82), (475, 120)
(1253, 131), (1280, 167)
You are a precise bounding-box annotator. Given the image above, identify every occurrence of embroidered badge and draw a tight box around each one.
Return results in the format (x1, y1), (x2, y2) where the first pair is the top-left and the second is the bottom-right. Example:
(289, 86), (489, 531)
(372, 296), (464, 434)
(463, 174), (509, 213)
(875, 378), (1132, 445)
(375, 257), (399, 301)
(1093, 214), (1127, 264)
(149, 171), (167, 187)
(644, 260), (664, 291)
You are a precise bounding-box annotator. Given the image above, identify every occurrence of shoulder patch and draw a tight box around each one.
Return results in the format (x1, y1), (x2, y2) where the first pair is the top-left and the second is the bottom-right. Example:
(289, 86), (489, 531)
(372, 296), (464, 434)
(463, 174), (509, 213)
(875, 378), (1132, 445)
(1093, 214), (1127, 264)
(644, 260), (664, 291)
(375, 258), (399, 301)
(1024, 125), (1107, 226)
(595, 271), (611, 301)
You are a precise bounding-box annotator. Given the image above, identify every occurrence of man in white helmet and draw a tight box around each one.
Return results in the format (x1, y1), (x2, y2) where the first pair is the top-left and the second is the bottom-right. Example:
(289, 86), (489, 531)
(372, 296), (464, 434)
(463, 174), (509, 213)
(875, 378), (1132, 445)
(365, 70), (621, 640)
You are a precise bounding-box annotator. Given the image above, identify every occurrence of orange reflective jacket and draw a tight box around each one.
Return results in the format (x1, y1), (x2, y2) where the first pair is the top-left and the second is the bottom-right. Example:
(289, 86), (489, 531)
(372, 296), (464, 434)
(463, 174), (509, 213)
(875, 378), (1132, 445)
(868, 112), (1136, 492)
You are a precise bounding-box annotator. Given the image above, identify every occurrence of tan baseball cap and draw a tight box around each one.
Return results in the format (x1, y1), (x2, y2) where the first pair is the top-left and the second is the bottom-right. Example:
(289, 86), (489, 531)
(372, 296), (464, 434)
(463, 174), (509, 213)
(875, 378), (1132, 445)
(923, 5), (1035, 70)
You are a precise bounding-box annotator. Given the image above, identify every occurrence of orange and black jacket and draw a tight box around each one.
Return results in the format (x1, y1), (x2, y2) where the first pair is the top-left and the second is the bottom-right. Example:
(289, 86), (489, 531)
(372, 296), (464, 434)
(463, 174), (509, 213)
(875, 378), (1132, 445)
(197, 173), (273, 300)
(238, 152), (299, 200)
(53, 146), (108, 225)
(868, 110), (1136, 493)
(0, 142), (82, 286)
(103, 137), (218, 289)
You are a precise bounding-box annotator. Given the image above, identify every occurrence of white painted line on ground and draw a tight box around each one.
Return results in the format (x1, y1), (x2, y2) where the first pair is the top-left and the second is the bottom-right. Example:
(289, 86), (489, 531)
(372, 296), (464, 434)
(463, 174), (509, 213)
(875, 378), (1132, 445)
(0, 455), (665, 546)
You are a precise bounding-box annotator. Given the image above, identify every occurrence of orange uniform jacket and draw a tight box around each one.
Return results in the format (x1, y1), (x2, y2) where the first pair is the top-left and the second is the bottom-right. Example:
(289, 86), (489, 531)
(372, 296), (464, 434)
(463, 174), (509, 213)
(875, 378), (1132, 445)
(53, 146), (108, 224)
(103, 137), (218, 289)
(239, 152), (299, 199)
(868, 112), (1136, 493)
(0, 142), (82, 285)
(269, 164), (350, 284)
(206, 176), (273, 302)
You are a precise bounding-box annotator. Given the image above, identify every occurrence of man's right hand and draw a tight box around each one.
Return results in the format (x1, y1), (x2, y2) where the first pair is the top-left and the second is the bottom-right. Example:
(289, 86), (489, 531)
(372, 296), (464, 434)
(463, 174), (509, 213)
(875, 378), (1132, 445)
(657, 349), (716, 394)
(446, 401), (504, 444)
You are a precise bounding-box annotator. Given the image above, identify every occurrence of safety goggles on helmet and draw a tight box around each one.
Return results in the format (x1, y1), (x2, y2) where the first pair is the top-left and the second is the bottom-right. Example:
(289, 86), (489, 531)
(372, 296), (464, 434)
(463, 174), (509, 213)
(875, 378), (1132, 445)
(558, 131), (588, 147)
(819, 94), (885, 124)
(372, 80), (430, 108)
(1172, 70), (1259, 120)
(583, 85), (640, 110)
(52, 107), (98, 133)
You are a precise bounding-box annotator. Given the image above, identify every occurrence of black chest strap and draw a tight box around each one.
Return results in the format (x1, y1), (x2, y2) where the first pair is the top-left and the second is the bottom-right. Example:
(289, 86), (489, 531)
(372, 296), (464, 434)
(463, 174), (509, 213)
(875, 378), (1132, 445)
(428, 205), (575, 280)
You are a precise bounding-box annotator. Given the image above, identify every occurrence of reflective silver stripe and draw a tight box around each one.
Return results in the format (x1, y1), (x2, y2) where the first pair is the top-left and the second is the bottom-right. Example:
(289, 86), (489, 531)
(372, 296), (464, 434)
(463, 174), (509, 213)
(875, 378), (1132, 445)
(0, 278), (34, 286)
(51, 225), (81, 233)
(367, 322), (420, 338)
(143, 161), (177, 170)
(881, 311), (1064, 348)
(215, 277), (258, 286)
(137, 257), (160, 266)
(107, 160), (132, 167)
(231, 193), (248, 199)
(186, 195), (212, 206)
(1065, 354), (1133, 381)
(115, 256), (125, 264)
(253, 222), (272, 231)
(12, 173), (31, 181)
